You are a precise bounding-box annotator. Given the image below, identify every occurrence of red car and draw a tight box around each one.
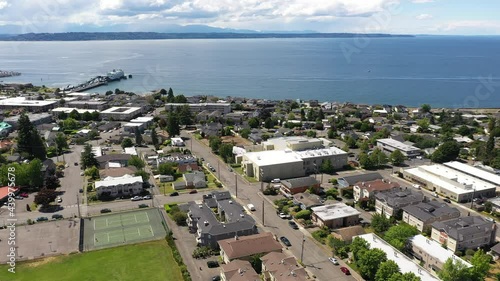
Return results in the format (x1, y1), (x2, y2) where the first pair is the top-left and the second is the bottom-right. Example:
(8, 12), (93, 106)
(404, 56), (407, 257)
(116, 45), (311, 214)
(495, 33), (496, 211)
(189, 190), (198, 194)
(340, 267), (350, 275)
(20, 192), (29, 198)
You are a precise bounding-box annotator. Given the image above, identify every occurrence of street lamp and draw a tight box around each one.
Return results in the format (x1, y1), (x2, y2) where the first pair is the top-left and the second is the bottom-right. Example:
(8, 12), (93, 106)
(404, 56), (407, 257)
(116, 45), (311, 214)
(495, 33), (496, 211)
(300, 234), (306, 264)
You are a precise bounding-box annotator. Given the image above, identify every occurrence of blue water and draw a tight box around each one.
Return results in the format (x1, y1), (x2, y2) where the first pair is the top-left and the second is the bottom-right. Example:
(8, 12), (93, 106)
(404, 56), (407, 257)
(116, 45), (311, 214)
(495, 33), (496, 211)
(1, 36), (500, 108)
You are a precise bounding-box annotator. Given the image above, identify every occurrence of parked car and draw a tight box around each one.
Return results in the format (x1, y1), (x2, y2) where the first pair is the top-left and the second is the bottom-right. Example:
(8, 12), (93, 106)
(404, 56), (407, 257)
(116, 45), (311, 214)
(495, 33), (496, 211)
(278, 212), (291, 219)
(170, 192), (179, 197)
(212, 276), (221, 281)
(36, 217), (48, 222)
(280, 236), (291, 247)
(20, 192), (29, 198)
(79, 189), (84, 193)
(100, 208), (112, 213)
(14, 196), (23, 200)
(80, 172), (84, 176)
(432, 192), (438, 198)
(143, 195), (152, 200)
(340, 267), (351, 275)
(247, 204), (256, 211)
(74, 162), (78, 166)
(207, 261), (219, 268)
(189, 190), (198, 194)
(288, 221), (299, 230)
(271, 178), (281, 183)
(443, 198), (451, 203)
(138, 204), (149, 208)
(56, 196), (62, 203)
(131, 196), (143, 201)
(329, 257), (339, 265)
(52, 214), (63, 220)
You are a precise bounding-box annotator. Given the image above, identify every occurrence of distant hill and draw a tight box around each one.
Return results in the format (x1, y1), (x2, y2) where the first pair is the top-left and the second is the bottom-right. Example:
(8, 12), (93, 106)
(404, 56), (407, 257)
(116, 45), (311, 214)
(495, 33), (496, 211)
(0, 32), (414, 41)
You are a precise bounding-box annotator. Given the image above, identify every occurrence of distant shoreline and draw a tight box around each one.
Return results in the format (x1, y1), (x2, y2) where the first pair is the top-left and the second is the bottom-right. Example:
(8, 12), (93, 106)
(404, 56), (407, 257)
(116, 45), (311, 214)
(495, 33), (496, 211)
(0, 32), (414, 42)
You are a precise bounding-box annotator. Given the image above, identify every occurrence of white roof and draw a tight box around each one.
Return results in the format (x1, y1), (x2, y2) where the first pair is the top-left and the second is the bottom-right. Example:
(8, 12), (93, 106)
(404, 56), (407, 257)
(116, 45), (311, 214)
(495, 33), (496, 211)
(355, 233), (439, 280)
(124, 147), (137, 155)
(171, 137), (184, 143)
(67, 92), (91, 96)
(130, 116), (154, 123)
(0, 97), (58, 107)
(95, 175), (143, 189)
(410, 235), (471, 267)
(92, 147), (102, 157)
(77, 129), (91, 134)
(123, 122), (143, 127)
(445, 161), (500, 186)
(295, 147), (347, 159)
(108, 162), (122, 168)
(244, 150), (303, 166)
(405, 164), (496, 194)
(311, 203), (360, 221)
(52, 107), (99, 114)
(101, 107), (141, 114)
(378, 138), (421, 152)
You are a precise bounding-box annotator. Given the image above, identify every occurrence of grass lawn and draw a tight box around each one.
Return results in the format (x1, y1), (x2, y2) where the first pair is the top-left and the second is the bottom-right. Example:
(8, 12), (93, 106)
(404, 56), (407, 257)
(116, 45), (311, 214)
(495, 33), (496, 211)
(0, 240), (183, 281)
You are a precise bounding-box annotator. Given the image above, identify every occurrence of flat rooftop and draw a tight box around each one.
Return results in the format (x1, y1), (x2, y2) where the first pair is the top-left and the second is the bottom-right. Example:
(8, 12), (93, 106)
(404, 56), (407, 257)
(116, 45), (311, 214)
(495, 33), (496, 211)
(405, 164), (496, 194)
(51, 107), (99, 114)
(0, 97), (58, 107)
(311, 203), (360, 221)
(123, 122), (144, 127)
(244, 150), (303, 166)
(378, 138), (421, 152)
(95, 175), (143, 188)
(444, 161), (500, 186)
(410, 234), (471, 267)
(265, 136), (322, 151)
(355, 233), (439, 280)
(130, 117), (154, 123)
(101, 107), (141, 114)
(295, 147), (347, 158)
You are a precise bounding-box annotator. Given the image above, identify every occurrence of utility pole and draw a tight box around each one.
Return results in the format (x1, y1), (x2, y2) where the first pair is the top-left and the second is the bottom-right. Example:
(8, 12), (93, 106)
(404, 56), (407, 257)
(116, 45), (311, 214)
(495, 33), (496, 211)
(262, 199), (265, 226)
(218, 161), (220, 179)
(235, 174), (238, 197)
(300, 234), (305, 264)
(76, 194), (81, 218)
(261, 181), (264, 192)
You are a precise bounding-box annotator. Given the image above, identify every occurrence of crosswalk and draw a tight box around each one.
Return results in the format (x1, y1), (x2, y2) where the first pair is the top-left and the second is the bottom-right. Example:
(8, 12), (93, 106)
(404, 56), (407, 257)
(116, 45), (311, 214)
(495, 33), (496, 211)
(63, 204), (79, 209)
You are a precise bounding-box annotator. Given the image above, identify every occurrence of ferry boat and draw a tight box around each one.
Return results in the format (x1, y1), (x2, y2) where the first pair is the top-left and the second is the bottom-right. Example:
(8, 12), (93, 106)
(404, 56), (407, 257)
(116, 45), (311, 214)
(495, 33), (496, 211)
(107, 69), (125, 81)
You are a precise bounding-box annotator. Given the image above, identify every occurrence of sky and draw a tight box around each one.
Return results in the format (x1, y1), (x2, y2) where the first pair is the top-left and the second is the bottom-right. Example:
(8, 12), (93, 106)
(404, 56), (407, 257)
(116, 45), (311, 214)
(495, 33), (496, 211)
(0, 0), (499, 35)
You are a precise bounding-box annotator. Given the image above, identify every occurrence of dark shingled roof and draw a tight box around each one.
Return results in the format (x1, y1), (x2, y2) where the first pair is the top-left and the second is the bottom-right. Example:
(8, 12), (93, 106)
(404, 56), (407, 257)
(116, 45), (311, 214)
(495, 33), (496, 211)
(431, 216), (494, 241)
(403, 201), (460, 222)
(340, 172), (383, 186)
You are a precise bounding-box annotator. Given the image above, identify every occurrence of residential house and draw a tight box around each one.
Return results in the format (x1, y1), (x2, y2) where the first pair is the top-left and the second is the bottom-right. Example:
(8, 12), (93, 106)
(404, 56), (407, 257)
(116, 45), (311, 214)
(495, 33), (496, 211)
(156, 174), (174, 183)
(431, 216), (496, 252)
(94, 175), (143, 197)
(261, 252), (309, 281)
(218, 232), (282, 263)
(353, 179), (400, 203)
(200, 123), (222, 137)
(311, 203), (361, 229)
(408, 234), (471, 272)
(331, 225), (365, 243)
(293, 193), (323, 210)
(280, 176), (320, 195)
(489, 243), (500, 261)
(374, 187), (424, 218)
(96, 154), (132, 169)
(183, 171), (207, 188)
(338, 172), (383, 189)
(177, 163), (201, 173)
(0, 122), (12, 137)
(99, 166), (138, 178)
(402, 201), (461, 232)
(41, 159), (56, 177)
(220, 260), (260, 281)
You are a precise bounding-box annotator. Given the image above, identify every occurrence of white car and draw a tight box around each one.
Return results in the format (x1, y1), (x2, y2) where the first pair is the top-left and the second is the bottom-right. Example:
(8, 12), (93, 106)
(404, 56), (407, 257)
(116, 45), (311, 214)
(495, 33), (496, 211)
(328, 257), (339, 265)
(131, 196), (143, 201)
(56, 196), (62, 203)
(247, 204), (256, 211)
(278, 212), (291, 219)
(271, 178), (281, 183)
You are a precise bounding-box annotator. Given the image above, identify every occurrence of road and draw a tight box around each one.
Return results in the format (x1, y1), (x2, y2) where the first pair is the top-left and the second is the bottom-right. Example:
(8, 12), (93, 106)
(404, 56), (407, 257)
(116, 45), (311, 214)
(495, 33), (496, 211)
(181, 131), (357, 281)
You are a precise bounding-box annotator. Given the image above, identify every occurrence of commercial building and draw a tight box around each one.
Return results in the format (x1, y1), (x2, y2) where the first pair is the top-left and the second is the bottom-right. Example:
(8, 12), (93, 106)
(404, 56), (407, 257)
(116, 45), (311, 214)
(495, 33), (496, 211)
(66, 100), (108, 110)
(354, 233), (439, 281)
(4, 113), (52, 130)
(100, 107), (142, 121)
(0, 97), (59, 112)
(51, 107), (99, 116)
(130, 116), (154, 126)
(377, 138), (422, 157)
(402, 201), (460, 232)
(218, 232), (282, 263)
(220, 260), (260, 281)
(431, 216), (496, 252)
(260, 252), (309, 281)
(409, 234), (471, 272)
(123, 122), (146, 133)
(66, 92), (93, 100)
(353, 179), (400, 203)
(338, 172), (383, 189)
(375, 187), (424, 218)
(403, 161), (498, 203)
(96, 154), (132, 169)
(187, 191), (257, 249)
(94, 175), (143, 197)
(280, 176), (319, 195)
(311, 203), (360, 229)
(165, 102), (232, 114)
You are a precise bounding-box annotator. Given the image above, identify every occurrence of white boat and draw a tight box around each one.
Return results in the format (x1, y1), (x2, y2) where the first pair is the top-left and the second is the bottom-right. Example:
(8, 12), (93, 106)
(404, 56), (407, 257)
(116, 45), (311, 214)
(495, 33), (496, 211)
(107, 69), (125, 81)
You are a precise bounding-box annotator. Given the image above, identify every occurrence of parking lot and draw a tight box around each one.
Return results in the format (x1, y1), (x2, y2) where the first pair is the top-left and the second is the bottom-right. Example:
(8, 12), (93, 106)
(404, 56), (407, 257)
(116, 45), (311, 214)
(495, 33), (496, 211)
(0, 218), (80, 263)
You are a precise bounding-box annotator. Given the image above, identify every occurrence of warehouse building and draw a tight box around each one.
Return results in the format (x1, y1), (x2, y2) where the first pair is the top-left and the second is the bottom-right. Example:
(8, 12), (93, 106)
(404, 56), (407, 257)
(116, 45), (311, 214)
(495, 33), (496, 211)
(165, 102), (231, 114)
(100, 107), (142, 121)
(377, 138), (421, 157)
(0, 97), (59, 113)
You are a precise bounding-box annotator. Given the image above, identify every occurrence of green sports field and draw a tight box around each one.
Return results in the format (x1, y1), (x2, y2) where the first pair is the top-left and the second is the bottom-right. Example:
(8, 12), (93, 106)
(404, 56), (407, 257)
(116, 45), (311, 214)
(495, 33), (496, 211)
(0, 240), (183, 281)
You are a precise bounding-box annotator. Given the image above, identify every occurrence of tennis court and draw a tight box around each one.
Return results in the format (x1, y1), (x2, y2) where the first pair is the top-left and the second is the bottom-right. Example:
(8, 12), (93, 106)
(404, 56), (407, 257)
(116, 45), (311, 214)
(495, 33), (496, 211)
(82, 208), (168, 251)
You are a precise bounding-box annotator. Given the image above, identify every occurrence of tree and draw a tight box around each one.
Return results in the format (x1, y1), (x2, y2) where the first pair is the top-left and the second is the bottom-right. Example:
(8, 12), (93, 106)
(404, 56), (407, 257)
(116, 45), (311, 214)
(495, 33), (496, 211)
(371, 213), (391, 233)
(417, 118), (430, 133)
(240, 128), (251, 139)
(469, 249), (492, 281)
(80, 144), (99, 169)
(264, 118), (274, 129)
(375, 260), (400, 281)
(27, 159), (44, 188)
(438, 258), (472, 281)
(484, 201), (493, 213)
(360, 141), (370, 153)
(62, 118), (79, 130)
(172, 212), (188, 226)
(55, 133), (68, 155)
(320, 159), (334, 174)
(69, 109), (81, 120)
(209, 136), (222, 153)
(151, 127), (159, 148)
(135, 169), (150, 182)
(128, 156), (145, 169)
(16, 113), (46, 160)
(357, 248), (387, 280)
(134, 128), (142, 145)
(359, 152), (374, 169)
(121, 138), (134, 149)
(432, 141), (461, 163)
(421, 104), (431, 113)
(219, 143), (234, 163)
(248, 117), (260, 128)
(457, 125), (472, 137)
(84, 166), (100, 181)
(178, 104), (193, 125)
(370, 148), (388, 168)
(44, 167), (60, 189)
(294, 210), (312, 220)
(166, 112), (180, 137)
(387, 272), (421, 281)
(307, 130), (317, 138)
(249, 253), (265, 274)
(327, 129), (336, 139)
(158, 163), (175, 176)
(166, 88), (174, 102)
(351, 237), (369, 261)
(383, 224), (419, 251)
(345, 136), (357, 148)
(34, 188), (58, 206)
(173, 94), (187, 103)
(390, 150), (406, 166)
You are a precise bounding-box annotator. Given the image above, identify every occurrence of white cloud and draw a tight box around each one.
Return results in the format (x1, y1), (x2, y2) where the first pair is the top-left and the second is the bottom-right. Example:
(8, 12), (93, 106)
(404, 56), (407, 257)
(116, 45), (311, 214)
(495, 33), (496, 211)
(416, 13), (432, 20)
(0, 0), (10, 9)
(412, 0), (434, 3)
(100, 0), (122, 10)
